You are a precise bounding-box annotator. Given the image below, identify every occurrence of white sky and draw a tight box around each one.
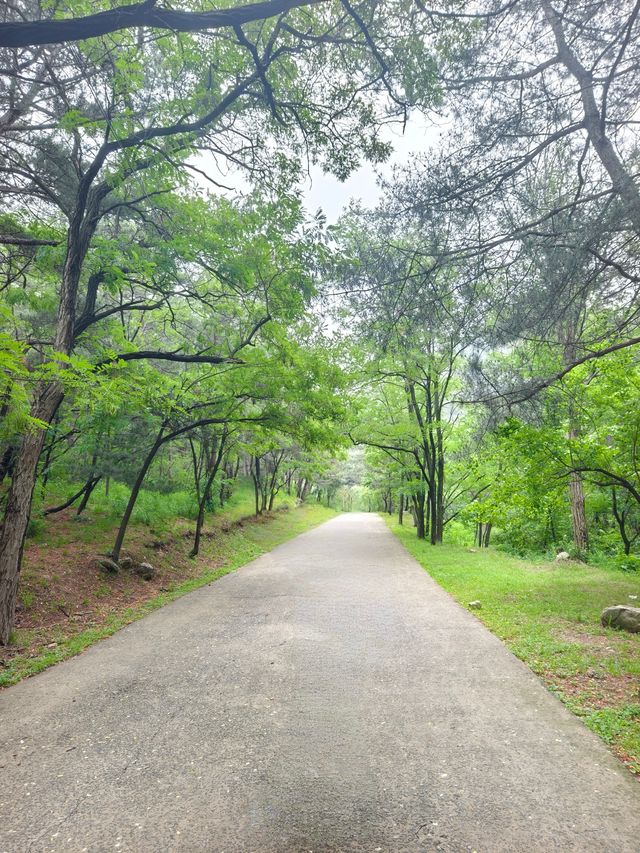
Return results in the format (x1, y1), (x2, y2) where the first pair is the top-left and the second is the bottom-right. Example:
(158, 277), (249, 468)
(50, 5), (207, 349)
(194, 110), (441, 223)
(303, 112), (440, 222)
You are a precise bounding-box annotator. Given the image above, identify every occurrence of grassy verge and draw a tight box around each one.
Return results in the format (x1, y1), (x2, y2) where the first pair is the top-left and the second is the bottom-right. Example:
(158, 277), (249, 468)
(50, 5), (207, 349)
(385, 516), (640, 776)
(1, 496), (336, 688)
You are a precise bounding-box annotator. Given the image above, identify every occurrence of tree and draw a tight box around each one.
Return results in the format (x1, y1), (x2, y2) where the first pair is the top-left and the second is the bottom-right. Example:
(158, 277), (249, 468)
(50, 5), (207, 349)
(336, 204), (488, 542)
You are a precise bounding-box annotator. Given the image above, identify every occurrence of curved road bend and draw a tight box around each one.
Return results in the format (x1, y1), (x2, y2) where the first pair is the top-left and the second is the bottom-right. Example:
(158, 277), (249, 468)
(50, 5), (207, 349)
(1, 512), (639, 852)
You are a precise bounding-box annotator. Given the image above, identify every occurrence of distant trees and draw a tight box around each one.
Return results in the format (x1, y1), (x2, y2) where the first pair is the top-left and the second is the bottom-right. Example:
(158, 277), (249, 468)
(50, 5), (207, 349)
(337, 211), (489, 541)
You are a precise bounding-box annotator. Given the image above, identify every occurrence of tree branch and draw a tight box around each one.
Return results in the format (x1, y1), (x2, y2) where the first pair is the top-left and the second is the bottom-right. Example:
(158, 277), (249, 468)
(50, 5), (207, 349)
(102, 350), (244, 367)
(0, 0), (324, 48)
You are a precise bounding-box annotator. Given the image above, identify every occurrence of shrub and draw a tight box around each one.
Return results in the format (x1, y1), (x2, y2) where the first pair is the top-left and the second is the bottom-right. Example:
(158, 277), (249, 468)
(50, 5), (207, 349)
(612, 553), (640, 573)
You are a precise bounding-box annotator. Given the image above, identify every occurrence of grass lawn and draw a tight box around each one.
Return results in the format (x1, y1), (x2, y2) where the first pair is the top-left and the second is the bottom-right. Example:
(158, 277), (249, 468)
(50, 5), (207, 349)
(1, 486), (336, 688)
(386, 516), (640, 776)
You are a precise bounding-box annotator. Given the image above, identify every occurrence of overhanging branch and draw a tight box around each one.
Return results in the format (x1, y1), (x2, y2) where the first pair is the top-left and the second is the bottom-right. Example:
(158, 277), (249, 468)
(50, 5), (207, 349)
(0, 0), (324, 48)
(102, 350), (244, 367)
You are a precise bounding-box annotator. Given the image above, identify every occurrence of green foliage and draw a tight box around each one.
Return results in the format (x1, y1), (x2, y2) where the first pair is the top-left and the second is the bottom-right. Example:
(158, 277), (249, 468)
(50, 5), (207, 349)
(100, 483), (199, 526)
(579, 706), (640, 773)
(611, 554), (640, 574)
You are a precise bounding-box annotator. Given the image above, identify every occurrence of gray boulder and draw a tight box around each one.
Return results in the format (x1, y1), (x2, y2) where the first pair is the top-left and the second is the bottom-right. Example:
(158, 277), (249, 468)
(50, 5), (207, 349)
(95, 557), (119, 575)
(134, 562), (156, 581)
(601, 605), (640, 633)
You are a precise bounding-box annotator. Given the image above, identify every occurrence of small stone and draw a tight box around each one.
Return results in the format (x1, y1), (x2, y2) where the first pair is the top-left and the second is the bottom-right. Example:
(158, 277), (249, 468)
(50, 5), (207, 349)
(601, 605), (640, 633)
(134, 562), (156, 581)
(95, 557), (119, 574)
(555, 551), (571, 562)
(468, 600), (482, 609)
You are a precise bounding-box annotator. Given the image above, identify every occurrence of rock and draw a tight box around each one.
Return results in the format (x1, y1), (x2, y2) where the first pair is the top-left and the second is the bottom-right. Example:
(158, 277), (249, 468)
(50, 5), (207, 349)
(555, 551), (571, 562)
(119, 556), (133, 570)
(601, 605), (640, 633)
(468, 600), (482, 609)
(134, 562), (156, 581)
(95, 557), (119, 574)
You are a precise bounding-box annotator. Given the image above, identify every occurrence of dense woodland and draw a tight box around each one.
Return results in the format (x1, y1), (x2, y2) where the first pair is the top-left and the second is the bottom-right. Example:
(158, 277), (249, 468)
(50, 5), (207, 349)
(1, 0), (640, 645)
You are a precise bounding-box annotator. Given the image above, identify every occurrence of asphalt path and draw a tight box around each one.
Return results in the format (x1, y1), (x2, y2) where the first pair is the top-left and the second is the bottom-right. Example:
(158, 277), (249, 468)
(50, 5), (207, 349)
(1, 512), (639, 852)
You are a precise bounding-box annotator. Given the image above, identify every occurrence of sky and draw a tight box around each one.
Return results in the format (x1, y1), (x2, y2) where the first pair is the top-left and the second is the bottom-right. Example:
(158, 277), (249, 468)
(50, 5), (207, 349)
(194, 110), (440, 224)
(303, 112), (439, 223)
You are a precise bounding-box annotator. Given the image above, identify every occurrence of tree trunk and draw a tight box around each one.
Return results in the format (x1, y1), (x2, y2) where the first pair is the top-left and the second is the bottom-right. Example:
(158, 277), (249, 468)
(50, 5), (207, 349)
(76, 449), (100, 515)
(190, 438), (225, 558)
(0, 382), (63, 643)
(563, 317), (589, 556)
(611, 488), (631, 555)
(0, 179), (98, 643)
(38, 413), (59, 496)
(434, 426), (445, 543)
(429, 478), (438, 545)
(112, 429), (164, 563)
(252, 456), (261, 516)
(543, 0), (640, 235)
(44, 475), (100, 516)
(0, 443), (16, 486)
(412, 490), (426, 540)
(568, 469), (588, 555)
(76, 476), (101, 515)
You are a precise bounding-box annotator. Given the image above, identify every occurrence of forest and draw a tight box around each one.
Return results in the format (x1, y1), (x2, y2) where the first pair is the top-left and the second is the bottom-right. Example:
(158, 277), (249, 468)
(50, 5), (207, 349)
(1, 0), (639, 661)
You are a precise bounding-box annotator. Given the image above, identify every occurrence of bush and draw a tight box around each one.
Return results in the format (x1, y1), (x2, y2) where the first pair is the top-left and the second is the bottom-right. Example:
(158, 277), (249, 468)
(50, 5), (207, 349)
(443, 520), (474, 546)
(611, 553), (640, 573)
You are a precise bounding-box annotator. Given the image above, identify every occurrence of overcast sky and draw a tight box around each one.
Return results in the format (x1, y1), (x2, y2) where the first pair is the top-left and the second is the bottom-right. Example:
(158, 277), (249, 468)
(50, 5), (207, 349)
(303, 111), (440, 222)
(194, 110), (441, 223)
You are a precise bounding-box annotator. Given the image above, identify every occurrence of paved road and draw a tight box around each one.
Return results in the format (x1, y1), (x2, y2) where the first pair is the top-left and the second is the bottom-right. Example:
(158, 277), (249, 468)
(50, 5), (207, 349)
(1, 513), (639, 852)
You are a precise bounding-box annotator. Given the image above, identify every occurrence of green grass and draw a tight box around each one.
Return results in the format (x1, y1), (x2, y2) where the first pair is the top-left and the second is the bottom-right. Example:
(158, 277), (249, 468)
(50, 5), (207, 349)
(29, 477), (255, 544)
(1, 501), (336, 688)
(385, 516), (640, 773)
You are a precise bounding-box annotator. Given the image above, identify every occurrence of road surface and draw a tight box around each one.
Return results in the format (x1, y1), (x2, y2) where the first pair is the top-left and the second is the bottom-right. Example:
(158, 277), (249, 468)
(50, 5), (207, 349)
(1, 512), (639, 852)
